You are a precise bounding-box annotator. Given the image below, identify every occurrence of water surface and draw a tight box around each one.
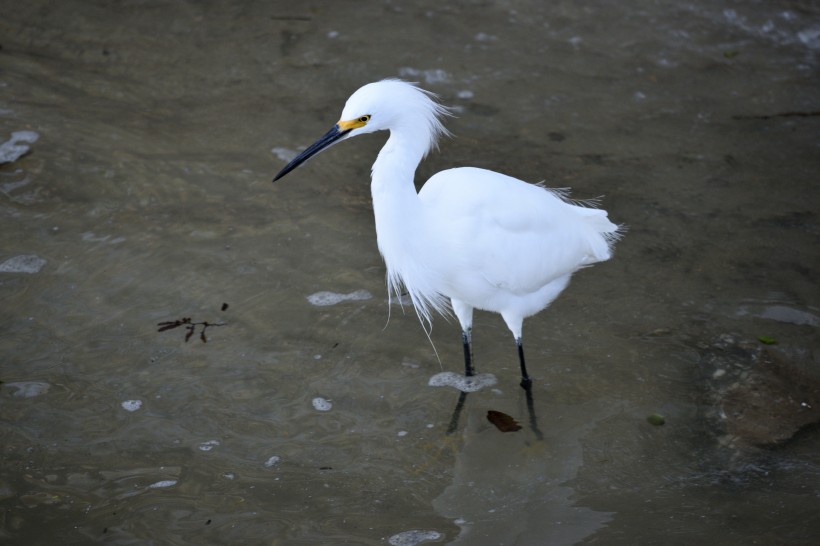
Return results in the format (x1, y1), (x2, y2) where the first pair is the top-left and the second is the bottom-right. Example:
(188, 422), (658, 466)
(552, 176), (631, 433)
(1, 1), (818, 544)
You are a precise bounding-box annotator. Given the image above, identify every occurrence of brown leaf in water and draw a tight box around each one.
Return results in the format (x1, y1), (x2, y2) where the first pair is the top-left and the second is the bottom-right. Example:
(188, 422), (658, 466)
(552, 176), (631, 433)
(487, 410), (522, 432)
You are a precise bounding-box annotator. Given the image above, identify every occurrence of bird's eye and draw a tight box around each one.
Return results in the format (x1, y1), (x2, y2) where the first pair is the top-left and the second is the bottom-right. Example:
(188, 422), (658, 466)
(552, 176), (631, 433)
(358, 115), (371, 123)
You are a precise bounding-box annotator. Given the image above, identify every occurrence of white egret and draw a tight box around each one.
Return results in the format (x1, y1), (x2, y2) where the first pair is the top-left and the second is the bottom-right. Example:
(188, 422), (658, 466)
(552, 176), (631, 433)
(273, 80), (621, 388)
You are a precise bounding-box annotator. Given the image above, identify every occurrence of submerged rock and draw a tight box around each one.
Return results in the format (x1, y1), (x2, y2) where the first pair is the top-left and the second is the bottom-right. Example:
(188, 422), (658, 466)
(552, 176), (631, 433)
(720, 349), (820, 447)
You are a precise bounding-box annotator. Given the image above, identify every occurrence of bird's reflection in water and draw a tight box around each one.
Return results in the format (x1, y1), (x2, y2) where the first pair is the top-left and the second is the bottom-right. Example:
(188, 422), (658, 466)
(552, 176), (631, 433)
(446, 382), (544, 440)
(446, 391), (470, 435)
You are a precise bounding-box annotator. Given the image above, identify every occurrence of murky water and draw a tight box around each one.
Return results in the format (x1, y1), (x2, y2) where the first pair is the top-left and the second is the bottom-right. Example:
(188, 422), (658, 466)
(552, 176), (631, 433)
(2, 1), (819, 544)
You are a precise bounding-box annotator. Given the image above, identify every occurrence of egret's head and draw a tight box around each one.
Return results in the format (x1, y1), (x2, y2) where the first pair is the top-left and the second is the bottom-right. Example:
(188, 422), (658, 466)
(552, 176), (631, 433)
(273, 79), (450, 182)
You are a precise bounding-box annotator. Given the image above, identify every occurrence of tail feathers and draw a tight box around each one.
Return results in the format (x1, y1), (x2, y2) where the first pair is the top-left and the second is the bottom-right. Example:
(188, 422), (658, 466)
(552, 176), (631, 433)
(579, 208), (624, 262)
(548, 187), (623, 262)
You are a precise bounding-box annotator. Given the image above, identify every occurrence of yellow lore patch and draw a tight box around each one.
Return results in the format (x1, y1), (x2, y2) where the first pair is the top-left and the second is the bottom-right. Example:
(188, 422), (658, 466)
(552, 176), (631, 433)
(337, 115), (370, 131)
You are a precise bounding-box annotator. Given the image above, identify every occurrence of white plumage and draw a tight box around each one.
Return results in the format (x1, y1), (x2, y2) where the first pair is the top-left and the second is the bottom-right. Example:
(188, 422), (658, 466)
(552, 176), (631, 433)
(274, 79), (621, 387)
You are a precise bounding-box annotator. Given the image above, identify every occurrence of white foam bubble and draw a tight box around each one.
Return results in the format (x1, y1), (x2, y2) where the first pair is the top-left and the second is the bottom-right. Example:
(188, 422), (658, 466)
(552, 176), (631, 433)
(306, 290), (372, 306)
(271, 147), (298, 162)
(312, 397), (332, 411)
(198, 440), (220, 452)
(264, 455), (281, 468)
(4, 381), (50, 398)
(0, 130), (39, 164)
(0, 254), (47, 274)
(121, 400), (142, 412)
(397, 67), (450, 84)
(474, 32), (497, 42)
(798, 28), (820, 49)
(147, 480), (177, 489)
(428, 372), (497, 392)
(388, 529), (442, 546)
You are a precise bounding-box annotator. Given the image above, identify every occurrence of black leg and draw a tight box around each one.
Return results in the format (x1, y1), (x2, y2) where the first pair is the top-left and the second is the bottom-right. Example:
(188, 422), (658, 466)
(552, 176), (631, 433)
(522, 380), (544, 440)
(462, 329), (474, 377)
(516, 337), (531, 389)
(448, 329), (473, 435)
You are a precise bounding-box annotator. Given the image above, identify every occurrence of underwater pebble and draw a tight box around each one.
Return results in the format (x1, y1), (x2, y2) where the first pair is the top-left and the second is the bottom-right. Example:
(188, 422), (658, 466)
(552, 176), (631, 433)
(264, 455), (281, 468)
(312, 397), (332, 411)
(0, 254), (47, 274)
(306, 290), (372, 306)
(121, 400), (142, 412)
(4, 381), (50, 398)
(737, 304), (819, 327)
(147, 480), (177, 489)
(198, 440), (220, 452)
(647, 413), (666, 426)
(388, 529), (442, 546)
(397, 430), (408, 437)
(428, 372), (497, 392)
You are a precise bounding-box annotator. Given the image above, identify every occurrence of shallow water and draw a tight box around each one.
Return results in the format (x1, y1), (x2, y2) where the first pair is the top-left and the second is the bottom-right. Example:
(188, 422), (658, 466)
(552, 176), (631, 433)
(1, 1), (819, 544)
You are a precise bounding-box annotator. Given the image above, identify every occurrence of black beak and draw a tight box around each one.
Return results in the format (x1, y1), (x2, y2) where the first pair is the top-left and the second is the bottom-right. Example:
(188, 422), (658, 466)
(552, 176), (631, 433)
(273, 125), (351, 182)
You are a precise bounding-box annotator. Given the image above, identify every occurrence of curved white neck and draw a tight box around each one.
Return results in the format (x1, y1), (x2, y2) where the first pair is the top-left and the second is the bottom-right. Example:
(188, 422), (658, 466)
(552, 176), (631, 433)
(368, 128), (449, 321)
(370, 131), (428, 260)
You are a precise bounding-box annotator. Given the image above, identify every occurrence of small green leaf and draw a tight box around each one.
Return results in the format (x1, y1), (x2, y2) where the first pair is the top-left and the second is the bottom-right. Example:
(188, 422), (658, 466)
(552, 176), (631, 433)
(723, 50), (740, 58)
(647, 413), (665, 426)
(757, 335), (777, 345)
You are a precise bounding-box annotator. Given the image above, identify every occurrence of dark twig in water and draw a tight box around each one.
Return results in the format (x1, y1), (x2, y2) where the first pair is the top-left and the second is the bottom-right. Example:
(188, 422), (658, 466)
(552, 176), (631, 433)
(157, 304), (229, 343)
